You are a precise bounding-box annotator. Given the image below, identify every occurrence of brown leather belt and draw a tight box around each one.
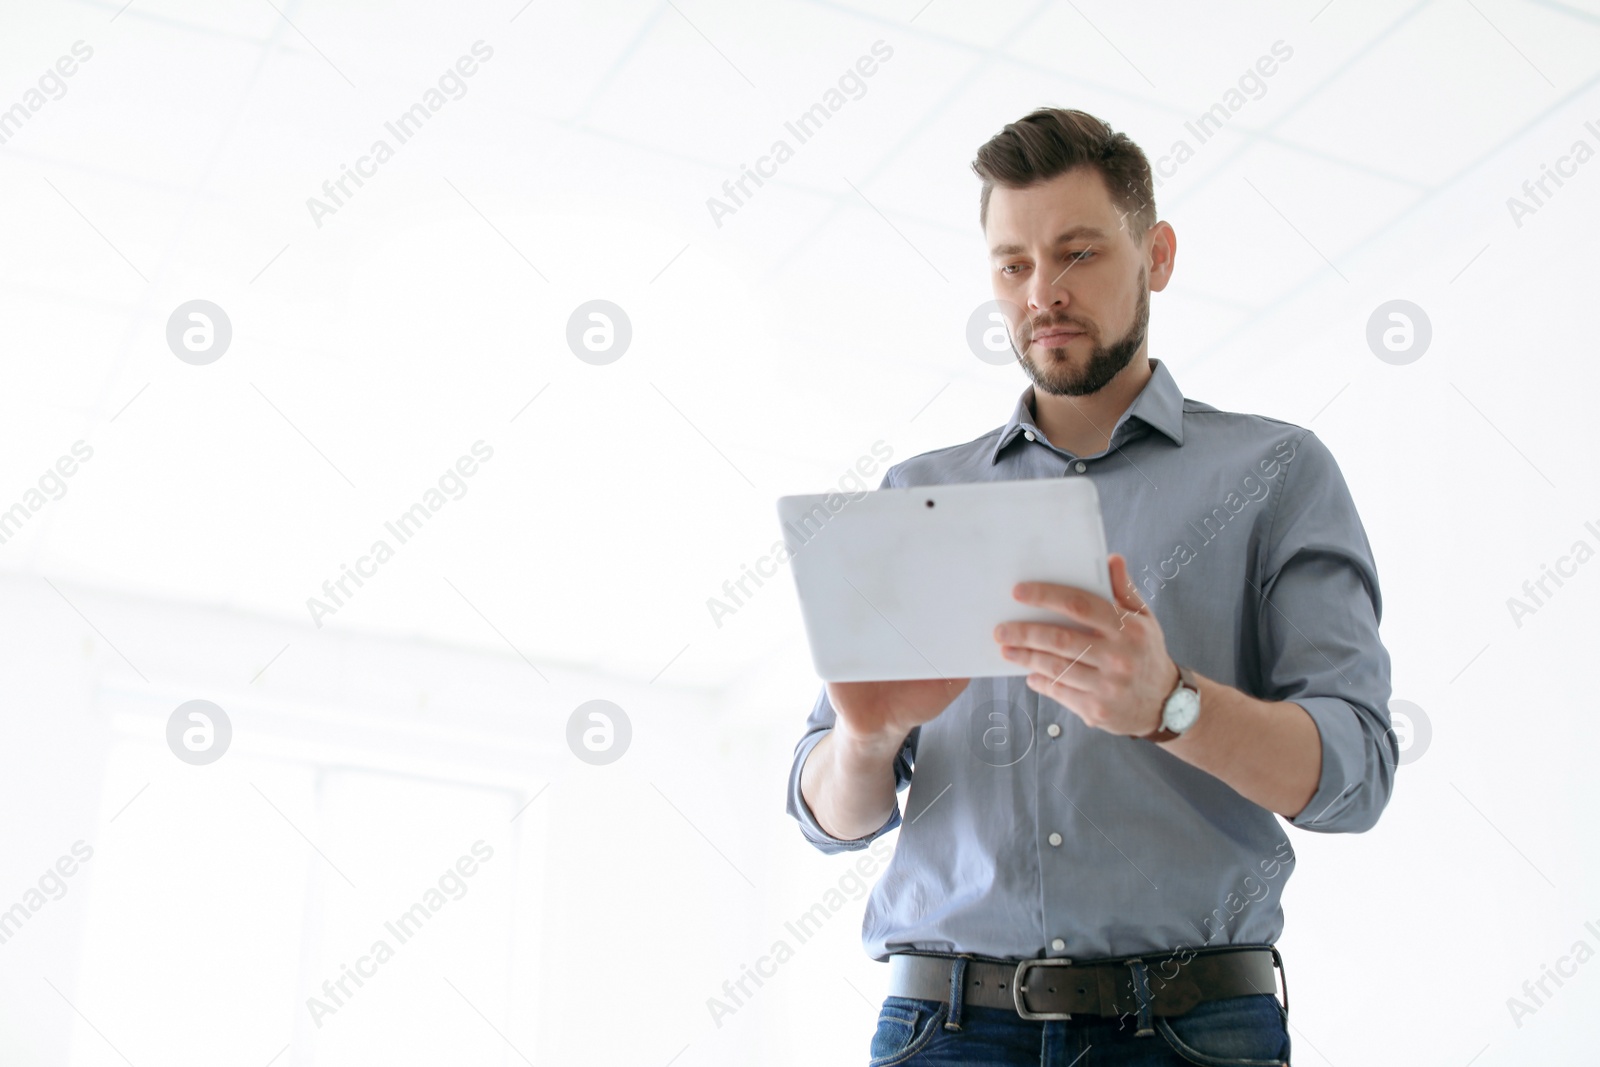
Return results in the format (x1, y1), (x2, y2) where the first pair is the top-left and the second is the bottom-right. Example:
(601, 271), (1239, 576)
(885, 945), (1283, 1022)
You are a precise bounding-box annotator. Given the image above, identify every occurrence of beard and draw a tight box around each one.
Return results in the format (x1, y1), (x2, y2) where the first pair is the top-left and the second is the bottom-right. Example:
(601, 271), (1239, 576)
(1013, 269), (1149, 397)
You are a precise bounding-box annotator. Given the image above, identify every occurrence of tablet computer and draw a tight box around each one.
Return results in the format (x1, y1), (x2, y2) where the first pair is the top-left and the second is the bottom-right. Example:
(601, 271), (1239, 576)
(776, 477), (1113, 682)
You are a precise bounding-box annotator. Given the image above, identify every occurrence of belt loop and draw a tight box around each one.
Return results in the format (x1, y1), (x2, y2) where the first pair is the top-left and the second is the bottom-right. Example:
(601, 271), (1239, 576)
(1270, 944), (1289, 1019)
(1127, 958), (1155, 1037)
(944, 955), (970, 1031)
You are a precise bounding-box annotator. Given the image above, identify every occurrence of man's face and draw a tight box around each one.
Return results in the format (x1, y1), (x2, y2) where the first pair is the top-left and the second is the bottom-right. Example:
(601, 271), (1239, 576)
(985, 167), (1168, 397)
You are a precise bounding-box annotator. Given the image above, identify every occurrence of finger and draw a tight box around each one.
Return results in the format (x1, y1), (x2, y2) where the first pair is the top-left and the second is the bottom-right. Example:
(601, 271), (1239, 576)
(1011, 580), (1118, 634)
(1024, 671), (1096, 708)
(1108, 554), (1148, 616)
(993, 620), (1099, 662)
(1001, 644), (1103, 686)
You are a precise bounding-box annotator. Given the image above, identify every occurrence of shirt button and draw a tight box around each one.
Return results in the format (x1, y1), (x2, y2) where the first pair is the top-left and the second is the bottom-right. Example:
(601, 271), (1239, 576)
(1046, 723), (1061, 738)
(1051, 938), (1066, 952)
(1024, 431), (1036, 442)
(1048, 832), (1063, 847)
(1074, 461), (1087, 473)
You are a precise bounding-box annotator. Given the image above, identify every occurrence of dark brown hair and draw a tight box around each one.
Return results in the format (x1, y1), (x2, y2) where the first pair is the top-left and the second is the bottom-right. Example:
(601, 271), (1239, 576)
(972, 108), (1156, 239)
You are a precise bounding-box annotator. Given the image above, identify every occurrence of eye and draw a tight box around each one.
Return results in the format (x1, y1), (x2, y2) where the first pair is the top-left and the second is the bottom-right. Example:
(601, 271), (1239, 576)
(1067, 249), (1096, 262)
(1000, 264), (1025, 275)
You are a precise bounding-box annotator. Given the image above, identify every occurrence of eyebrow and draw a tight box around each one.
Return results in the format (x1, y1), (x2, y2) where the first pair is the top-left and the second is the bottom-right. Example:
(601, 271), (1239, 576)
(989, 226), (1108, 257)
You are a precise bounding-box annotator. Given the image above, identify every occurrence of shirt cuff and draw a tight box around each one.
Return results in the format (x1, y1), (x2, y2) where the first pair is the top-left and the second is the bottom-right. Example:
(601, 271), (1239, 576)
(786, 728), (903, 854)
(1286, 695), (1396, 834)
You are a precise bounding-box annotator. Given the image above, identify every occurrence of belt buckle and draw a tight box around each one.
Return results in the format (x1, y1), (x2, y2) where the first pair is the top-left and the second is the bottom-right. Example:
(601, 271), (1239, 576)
(1011, 958), (1074, 1021)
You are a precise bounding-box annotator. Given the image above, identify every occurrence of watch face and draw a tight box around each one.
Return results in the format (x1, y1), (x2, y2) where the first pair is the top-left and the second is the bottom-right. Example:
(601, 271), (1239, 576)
(1165, 688), (1201, 732)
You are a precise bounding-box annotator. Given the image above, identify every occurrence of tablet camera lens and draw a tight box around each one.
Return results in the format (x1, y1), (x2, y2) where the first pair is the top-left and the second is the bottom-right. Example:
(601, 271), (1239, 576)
(926, 499), (935, 508)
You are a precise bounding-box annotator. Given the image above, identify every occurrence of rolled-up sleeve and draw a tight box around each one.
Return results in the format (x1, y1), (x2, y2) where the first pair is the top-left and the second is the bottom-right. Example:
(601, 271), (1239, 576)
(1254, 429), (1398, 834)
(785, 684), (918, 853)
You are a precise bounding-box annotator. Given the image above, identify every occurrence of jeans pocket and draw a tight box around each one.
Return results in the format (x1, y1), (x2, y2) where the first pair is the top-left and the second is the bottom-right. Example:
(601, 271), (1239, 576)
(1153, 993), (1290, 1066)
(867, 996), (949, 1066)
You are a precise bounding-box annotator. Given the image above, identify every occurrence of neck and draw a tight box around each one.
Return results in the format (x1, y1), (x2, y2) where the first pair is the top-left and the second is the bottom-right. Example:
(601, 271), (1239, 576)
(1031, 355), (1155, 457)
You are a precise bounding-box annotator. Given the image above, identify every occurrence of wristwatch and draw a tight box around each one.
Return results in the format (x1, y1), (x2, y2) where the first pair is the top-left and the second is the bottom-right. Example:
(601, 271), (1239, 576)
(1140, 662), (1201, 743)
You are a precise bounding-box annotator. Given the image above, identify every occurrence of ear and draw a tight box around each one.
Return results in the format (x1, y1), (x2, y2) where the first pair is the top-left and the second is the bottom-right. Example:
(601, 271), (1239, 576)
(1146, 220), (1177, 293)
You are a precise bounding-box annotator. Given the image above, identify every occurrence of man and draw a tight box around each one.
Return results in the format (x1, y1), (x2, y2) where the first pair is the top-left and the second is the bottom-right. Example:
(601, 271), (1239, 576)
(785, 108), (1397, 1066)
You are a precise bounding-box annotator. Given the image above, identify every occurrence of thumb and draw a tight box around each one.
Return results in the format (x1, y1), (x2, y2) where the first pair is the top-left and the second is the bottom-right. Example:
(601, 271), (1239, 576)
(1108, 554), (1148, 615)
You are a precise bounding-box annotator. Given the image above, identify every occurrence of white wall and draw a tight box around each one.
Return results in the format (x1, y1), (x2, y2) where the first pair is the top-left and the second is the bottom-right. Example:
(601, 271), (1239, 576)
(3, 0), (1599, 1063)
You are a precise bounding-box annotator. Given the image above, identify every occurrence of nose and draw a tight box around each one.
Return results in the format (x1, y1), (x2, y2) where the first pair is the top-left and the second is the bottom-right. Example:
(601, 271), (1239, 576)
(1025, 263), (1069, 316)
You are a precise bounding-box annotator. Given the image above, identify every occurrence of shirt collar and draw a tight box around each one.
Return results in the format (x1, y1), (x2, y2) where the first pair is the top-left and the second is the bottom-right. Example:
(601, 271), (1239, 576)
(988, 357), (1186, 464)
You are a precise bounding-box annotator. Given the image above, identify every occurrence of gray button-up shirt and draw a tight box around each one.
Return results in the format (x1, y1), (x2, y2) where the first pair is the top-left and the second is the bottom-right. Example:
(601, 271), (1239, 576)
(785, 357), (1396, 962)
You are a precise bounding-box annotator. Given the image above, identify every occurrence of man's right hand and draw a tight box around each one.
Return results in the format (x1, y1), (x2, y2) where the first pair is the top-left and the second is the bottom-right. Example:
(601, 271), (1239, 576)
(801, 677), (970, 841)
(824, 677), (972, 751)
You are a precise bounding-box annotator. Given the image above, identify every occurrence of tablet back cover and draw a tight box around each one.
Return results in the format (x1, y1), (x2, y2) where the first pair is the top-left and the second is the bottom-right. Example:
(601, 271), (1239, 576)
(775, 478), (1112, 682)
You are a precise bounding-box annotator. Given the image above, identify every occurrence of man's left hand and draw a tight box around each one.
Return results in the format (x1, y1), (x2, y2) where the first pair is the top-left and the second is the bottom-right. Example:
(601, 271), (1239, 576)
(994, 553), (1179, 737)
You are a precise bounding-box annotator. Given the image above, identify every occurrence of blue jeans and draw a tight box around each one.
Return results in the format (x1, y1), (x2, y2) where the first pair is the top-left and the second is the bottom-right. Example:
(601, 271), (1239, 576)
(867, 992), (1290, 1066)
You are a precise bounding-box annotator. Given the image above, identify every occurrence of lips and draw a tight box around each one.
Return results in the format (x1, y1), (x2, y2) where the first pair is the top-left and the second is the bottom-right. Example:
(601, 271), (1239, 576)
(1030, 328), (1083, 346)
